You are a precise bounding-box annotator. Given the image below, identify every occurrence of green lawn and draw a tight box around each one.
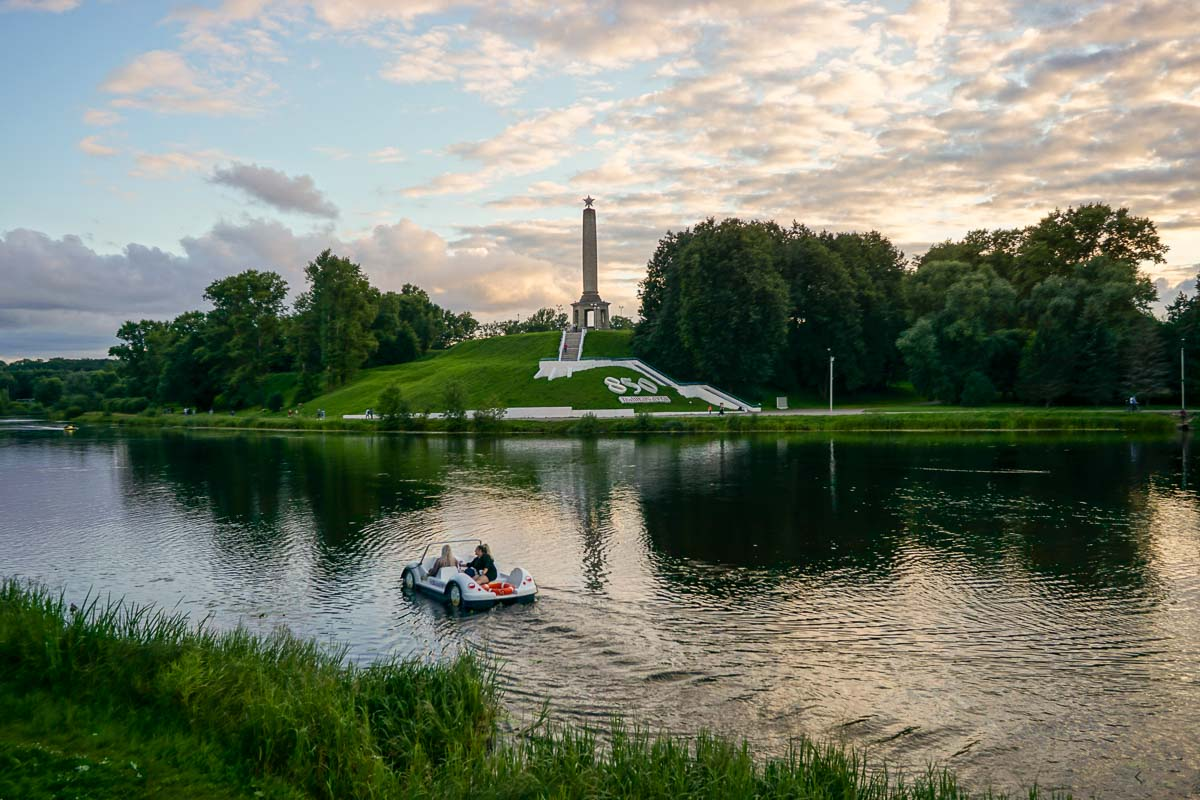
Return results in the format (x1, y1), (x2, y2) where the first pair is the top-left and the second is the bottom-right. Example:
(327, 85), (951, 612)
(302, 332), (706, 415)
(580, 329), (634, 358)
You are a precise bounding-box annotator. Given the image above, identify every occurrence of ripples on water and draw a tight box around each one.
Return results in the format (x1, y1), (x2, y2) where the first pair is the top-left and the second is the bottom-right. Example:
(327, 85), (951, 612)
(1, 424), (1199, 798)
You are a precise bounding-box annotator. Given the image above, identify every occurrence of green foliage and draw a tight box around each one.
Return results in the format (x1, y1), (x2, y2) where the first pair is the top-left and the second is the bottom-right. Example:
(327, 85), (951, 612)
(0, 388), (9, 414)
(960, 372), (997, 406)
(472, 398), (507, 432)
(635, 220), (907, 396)
(610, 315), (635, 330)
(377, 382), (410, 430)
(266, 391), (284, 412)
(33, 376), (64, 406)
(675, 219), (789, 389)
(897, 264), (1022, 403)
(202, 270), (290, 406)
(570, 412), (601, 436)
(292, 250), (378, 388)
(442, 380), (468, 431)
(1166, 273), (1200, 404)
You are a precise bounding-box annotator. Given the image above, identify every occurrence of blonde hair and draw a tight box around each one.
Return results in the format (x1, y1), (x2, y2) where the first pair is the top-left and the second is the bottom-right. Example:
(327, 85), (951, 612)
(440, 545), (454, 561)
(477, 543), (490, 557)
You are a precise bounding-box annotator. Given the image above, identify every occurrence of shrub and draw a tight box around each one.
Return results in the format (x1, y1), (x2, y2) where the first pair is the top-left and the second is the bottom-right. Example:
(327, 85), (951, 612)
(266, 392), (284, 412)
(472, 398), (507, 432)
(443, 381), (468, 431)
(570, 412), (600, 436)
(961, 371), (997, 406)
(377, 383), (411, 431)
(62, 405), (85, 420)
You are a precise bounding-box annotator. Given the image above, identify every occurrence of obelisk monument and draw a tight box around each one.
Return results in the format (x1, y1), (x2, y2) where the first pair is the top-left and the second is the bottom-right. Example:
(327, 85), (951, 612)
(572, 195), (611, 329)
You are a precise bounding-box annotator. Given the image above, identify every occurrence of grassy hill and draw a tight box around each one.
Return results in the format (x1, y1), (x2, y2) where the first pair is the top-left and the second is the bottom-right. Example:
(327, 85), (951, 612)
(304, 331), (704, 415)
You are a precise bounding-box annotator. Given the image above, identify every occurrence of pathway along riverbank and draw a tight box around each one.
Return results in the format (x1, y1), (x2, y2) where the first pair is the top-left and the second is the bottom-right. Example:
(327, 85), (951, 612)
(0, 579), (1067, 799)
(74, 408), (1180, 436)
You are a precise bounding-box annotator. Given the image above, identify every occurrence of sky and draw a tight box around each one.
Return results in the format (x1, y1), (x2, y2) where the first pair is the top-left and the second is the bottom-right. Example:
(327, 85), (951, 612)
(1, 0), (1199, 360)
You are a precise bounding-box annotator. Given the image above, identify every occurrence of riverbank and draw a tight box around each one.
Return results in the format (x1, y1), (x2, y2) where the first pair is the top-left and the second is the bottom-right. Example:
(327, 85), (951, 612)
(0, 579), (1063, 799)
(74, 407), (1180, 435)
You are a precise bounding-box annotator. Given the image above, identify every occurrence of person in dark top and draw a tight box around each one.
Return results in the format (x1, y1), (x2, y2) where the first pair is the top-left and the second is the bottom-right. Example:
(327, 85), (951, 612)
(464, 543), (497, 583)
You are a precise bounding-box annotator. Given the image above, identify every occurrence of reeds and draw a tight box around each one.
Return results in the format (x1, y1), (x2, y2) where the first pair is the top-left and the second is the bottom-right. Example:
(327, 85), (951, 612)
(1, 579), (1067, 798)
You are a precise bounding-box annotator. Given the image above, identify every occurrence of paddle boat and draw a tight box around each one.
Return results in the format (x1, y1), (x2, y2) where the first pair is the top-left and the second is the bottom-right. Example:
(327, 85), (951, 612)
(63, 424), (78, 433)
(401, 538), (537, 610)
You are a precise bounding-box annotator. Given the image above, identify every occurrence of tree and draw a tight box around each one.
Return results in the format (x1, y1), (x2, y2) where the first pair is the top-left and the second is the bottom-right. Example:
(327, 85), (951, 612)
(33, 377), (64, 406)
(777, 230), (865, 395)
(377, 382), (410, 430)
(156, 311), (218, 409)
(292, 250), (378, 388)
(675, 219), (789, 390)
(897, 264), (1022, 403)
(1165, 274), (1200, 403)
(1016, 257), (1154, 405)
(442, 380), (467, 431)
(203, 270), (289, 405)
(520, 307), (569, 333)
(610, 315), (635, 330)
(109, 320), (169, 398)
(1014, 204), (1167, 292)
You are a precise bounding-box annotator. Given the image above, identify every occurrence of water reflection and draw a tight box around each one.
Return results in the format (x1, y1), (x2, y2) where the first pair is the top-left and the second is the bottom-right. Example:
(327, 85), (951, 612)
(2, 425), (1198, 798)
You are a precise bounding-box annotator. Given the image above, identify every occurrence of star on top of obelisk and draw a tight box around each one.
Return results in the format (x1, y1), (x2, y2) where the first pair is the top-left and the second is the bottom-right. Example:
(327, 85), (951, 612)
(583, 195), (595, 208)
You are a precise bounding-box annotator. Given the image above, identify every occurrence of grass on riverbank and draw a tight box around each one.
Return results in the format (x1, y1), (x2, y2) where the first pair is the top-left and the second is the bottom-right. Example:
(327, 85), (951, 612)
(78, 407), (1180, 436)
(1, 579), (1066, 799)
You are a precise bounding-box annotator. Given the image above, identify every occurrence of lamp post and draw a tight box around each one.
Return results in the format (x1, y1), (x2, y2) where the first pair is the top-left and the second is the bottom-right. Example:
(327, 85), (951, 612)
(1183, 338), (1188, 414)
(827, 348), (835, 414)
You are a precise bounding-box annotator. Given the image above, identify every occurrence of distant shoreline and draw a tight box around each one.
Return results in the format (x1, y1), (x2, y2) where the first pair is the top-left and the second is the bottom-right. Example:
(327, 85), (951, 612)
(70, 408), (1182, 436)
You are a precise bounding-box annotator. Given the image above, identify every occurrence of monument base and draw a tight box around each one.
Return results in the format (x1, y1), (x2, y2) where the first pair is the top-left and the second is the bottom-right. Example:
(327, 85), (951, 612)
(571, 298), (610, 330)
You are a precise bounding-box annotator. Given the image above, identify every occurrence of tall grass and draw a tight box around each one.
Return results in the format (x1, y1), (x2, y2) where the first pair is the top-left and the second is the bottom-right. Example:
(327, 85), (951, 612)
(1, 579), (1067, 798)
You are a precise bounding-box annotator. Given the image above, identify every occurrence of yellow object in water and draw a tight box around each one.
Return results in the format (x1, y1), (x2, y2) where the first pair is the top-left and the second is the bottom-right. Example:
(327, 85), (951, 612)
(63, 425), (78, 433)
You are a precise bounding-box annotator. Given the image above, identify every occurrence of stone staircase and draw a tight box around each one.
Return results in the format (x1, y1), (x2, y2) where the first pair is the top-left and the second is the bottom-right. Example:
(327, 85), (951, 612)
(560, 330), (583, 361)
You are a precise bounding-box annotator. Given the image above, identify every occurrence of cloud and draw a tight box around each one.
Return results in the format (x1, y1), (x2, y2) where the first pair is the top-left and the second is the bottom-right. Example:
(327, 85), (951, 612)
(1, 0), (79, 11)
(101, 49), (273, 115)
(78, 136), (118, 157)
(131, 148), (228, 179)
(0, 216), (590, 358)
(209, 162), (339, 218)
(83, 108), (122, 126)
(369, 146), (405, 164)
(402, 104), (595, 196)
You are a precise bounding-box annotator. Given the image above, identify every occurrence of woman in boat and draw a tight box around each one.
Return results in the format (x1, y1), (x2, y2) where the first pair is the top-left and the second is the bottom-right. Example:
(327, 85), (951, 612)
(464, 543), (497, 584)
(428, 544), (457, 576)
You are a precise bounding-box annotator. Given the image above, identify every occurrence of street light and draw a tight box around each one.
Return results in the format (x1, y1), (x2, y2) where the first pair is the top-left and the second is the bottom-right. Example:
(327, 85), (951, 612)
(827, 348), (835, 414)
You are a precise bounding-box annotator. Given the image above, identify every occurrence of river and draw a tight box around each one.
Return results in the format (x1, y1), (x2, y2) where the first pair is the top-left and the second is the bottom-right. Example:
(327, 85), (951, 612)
(1, 421), (1198, 797)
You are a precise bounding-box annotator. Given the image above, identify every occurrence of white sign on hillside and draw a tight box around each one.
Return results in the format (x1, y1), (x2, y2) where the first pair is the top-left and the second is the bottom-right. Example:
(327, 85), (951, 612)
(604, 376), (658, 395)
(604, 376), (669, 404)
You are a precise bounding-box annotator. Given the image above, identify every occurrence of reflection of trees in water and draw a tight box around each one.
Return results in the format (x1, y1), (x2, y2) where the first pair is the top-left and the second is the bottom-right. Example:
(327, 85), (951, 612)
(890, 437), (1176, 595)
(120, 432), (446, 578)
(636, 434), (1192, 597)
(636, 437), (903, 580)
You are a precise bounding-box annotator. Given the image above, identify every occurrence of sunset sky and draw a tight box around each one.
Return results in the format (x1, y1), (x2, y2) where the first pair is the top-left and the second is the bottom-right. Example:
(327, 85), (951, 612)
(2, 0), (1198, 359)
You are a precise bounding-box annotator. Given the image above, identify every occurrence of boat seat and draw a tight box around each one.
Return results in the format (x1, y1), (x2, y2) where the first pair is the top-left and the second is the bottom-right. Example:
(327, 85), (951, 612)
(507, 567), (526, 586)
(436, 566), (459, 581)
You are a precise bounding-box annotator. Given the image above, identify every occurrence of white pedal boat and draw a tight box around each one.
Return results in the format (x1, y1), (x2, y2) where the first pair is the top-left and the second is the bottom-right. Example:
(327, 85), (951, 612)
(402, 538), (538, 611)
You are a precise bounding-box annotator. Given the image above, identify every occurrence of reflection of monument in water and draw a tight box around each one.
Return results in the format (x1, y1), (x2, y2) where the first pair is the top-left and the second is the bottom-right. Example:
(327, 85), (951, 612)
(571, 196), (611, 330)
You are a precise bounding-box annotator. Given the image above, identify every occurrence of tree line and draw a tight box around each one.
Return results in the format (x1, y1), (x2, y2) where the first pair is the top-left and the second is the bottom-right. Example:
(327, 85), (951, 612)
(632, 203), (1197, 406)
(0, 249), (625, 417)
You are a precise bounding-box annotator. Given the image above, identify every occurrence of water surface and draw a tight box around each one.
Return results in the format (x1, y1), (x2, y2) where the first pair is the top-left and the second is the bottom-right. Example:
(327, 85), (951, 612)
(2, 422), (1198, 798)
